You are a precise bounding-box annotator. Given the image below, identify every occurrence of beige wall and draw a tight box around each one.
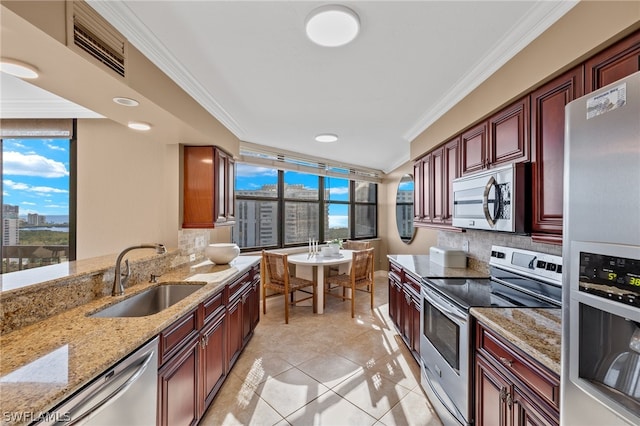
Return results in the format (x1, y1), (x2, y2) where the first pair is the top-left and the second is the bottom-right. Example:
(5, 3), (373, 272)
(411, 1), (640, 158)
(378, 161), (438, 270)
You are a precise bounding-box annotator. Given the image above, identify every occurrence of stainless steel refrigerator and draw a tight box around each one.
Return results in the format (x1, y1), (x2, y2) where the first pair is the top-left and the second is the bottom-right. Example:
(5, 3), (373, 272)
(562, 71), (640, 425)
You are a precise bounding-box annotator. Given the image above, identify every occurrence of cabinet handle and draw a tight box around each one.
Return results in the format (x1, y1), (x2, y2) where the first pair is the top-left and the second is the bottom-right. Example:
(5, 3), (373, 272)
(499, 356), (513, 367)
(506, 393), (513, 409)
(200, 337), (206, 350)
(499, 387), (507, 402)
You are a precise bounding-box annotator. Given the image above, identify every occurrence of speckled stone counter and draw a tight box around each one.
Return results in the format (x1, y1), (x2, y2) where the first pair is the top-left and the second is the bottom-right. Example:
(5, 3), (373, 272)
(0, 255), (260, 425)
(471, 308), (561, 375)
(387, 254), (488, 279)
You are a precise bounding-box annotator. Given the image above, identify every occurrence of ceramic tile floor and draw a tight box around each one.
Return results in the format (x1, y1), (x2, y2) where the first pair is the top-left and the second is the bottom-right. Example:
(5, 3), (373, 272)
(200, 272), (443, 426)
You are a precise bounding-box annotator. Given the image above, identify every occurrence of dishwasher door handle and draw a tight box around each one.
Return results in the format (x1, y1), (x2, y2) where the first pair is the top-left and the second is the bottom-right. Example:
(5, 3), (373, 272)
(63, 349), (155, 424)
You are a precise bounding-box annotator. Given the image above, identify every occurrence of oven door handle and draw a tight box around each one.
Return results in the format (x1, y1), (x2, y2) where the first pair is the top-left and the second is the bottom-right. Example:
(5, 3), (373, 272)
(422, 287), (466, 323)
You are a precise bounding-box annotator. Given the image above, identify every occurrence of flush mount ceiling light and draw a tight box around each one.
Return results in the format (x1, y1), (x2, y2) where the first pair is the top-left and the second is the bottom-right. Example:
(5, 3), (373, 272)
(113, 97), (139, 107)
(315, 133), (339, 143)
(0, 58), (39, 79)
(305, 5), (360, 47)
(127, 121), (152, 131)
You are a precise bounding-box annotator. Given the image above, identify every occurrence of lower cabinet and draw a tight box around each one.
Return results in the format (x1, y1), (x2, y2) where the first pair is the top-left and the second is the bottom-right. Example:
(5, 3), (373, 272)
(388, 260), (421, 363)
(158, 263), (260, 426)
(474, 321), (559, 426)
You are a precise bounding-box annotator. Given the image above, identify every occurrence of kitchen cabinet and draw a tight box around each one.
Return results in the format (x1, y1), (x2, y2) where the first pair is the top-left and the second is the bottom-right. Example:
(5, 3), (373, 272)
(585, 30), (640, 93)
(182, 145), (235, 229)
(388, 260), (421, 363)
(227, 265), (260, 371)
(461, 97), (529, 176)
(413, 136), (460, 229)
(474, 321), (559, 426)
(158, 264), (260, 426)
(530, 66), (583, 244)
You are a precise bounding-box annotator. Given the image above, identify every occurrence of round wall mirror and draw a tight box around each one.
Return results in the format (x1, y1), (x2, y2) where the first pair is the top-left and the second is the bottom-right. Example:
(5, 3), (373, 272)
(396, 174), (415, 244)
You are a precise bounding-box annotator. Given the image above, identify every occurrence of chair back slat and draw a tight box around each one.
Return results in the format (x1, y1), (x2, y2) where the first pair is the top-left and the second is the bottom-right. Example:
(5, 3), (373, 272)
(343, 240), (371, 250)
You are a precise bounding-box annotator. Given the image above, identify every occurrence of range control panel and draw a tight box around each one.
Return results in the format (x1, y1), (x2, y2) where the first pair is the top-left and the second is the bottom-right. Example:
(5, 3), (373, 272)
(489, 245), (562, 286)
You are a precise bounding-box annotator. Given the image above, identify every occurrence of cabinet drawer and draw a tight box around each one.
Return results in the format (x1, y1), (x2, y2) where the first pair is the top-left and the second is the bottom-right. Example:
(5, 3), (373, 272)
(404, 272), (421, 294)
(160, 307), (199, 365)
(389, 261), (402, 276)
(227, 272), (250, 301)
(478, 324), (559, 409)
(202, 290), (225, 325)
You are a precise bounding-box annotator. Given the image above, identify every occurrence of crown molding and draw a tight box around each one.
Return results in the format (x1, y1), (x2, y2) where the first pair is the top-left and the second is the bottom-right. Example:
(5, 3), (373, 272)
(86, 0), (246, 139)
(404, 0), (579, 142)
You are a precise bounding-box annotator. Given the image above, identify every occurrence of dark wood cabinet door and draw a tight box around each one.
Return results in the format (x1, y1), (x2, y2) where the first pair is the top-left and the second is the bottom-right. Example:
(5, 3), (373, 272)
(489, 97), (530, 167)
(444, 137), (460, 224)
(183, 146), (215, 228)
(410, 296), (421, 358)
(585, 30), (640, 93)
(226, 297), (243, 371)
(461, 123), (488, 175)
(513, 388), (557, 426)
(227, 157), (236, 222)
(431, 147), (445, 223)
(413, 161), (423, 221)
(250, 277), (260, 330)
(214, 148), (229, 224)
(201, 313), (226, 413)
(475, 355), (510, 426)
(158, 336), (200, 426)
(241, 286), (252, 344)
(421, 155), (432, 222)
(530, 66), (584, 241)
(388, 272), (401, 326)
(400, 290), (413, 346)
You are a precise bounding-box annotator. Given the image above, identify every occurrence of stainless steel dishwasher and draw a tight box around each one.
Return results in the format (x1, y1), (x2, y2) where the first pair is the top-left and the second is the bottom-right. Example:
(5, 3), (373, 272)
(36, 337), (158, 425)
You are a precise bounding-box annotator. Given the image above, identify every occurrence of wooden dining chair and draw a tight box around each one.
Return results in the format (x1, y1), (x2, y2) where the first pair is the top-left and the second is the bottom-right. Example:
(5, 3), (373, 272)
(342, 240), (371, 250)
(324, 248), (375, 318)
(261, 250), (316, 324)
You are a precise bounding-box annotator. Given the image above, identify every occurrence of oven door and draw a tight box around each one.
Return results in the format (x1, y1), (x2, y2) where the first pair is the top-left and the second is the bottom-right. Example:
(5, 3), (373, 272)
(420, 285), (470, 426)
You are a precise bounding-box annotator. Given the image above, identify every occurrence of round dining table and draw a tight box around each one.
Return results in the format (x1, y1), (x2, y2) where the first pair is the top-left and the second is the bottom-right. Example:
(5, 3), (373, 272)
(287, 249), (354, 314)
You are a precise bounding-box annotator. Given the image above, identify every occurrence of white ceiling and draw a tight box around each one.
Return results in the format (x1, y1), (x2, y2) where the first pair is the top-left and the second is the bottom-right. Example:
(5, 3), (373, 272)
(5, 1), (578, 173)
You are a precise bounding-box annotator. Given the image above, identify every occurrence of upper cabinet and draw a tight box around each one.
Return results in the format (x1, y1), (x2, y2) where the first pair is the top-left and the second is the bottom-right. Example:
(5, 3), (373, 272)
(585, 31), (640, 93)
(414, 136), (460, 229)
(461, 97), (530, 176)
(530, 67), (584, 243)
(183, 146), (236, 228)
(413, 29), (639, 243)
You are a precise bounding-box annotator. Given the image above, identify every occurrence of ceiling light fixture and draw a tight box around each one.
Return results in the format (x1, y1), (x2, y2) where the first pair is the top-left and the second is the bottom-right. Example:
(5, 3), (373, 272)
(305, 5), (360, 47)
(127, 121), (152, 131)
(113, 97), (140, 107)
(315, 133), (338, 143)
(0, 58), (39, 79)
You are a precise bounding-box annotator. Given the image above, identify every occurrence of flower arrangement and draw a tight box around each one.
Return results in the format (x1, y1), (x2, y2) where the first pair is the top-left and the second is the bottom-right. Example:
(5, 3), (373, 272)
(329, 238), (343, 248)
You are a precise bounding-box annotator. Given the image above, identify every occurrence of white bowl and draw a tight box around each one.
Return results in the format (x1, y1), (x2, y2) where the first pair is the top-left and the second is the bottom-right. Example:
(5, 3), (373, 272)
(205, 243), (240, 264)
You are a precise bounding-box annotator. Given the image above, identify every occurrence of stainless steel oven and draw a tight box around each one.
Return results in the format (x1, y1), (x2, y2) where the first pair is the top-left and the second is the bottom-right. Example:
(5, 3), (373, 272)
(419, 246), (562, 426)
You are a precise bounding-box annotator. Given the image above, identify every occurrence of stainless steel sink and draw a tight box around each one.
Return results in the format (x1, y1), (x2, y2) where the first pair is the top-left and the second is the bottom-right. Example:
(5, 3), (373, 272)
(91, 284), (205, 318)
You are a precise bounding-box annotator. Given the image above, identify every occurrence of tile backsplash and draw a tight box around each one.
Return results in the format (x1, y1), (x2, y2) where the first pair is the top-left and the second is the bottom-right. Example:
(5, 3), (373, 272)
(438, 230), (562, 273)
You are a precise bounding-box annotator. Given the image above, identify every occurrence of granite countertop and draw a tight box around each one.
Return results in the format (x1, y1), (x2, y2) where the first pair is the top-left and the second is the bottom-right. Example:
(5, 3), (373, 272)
(387, 254), (488, 279)
(0, 255), (260, 425)
(471, 307), (562, 376)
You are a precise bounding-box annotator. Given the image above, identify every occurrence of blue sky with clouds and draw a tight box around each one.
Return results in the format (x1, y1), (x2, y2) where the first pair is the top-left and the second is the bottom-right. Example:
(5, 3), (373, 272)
(2, 138), (70, 217)
(236, 163), (349, 228)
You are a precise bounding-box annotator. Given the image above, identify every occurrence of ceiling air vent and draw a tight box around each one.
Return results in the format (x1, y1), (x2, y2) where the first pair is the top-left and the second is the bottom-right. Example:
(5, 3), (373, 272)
(72, 2), (125, 77)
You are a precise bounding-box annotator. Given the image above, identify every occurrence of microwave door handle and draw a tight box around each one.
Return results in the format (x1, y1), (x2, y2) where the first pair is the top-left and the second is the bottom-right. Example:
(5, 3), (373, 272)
(483, 176), (497, 227)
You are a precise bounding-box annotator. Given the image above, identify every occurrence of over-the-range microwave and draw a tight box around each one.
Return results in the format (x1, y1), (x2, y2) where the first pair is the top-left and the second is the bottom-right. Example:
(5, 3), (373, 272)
(451, 162), (528, 233)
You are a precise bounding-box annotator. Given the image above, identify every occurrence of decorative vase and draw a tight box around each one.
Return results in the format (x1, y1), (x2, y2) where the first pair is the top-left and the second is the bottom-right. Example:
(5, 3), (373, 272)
(205, 243), (240, 264)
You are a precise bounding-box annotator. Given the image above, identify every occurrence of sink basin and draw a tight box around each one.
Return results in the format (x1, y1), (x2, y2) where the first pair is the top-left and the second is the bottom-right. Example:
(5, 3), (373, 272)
(91, 284), (205, 318)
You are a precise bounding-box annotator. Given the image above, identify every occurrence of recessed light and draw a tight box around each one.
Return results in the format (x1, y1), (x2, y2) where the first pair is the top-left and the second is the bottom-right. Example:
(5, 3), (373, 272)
(0, 58), (39, 79)
(113, 97), (139, 107)
(315, 133), (338, 143)
(305, 5), (360, 47)
(127, 121), (152, 131)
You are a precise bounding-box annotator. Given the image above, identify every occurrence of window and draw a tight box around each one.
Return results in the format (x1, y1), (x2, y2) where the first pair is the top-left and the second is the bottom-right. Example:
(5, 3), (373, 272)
(233, 163), (377, 250)
(1, 120), (76, 273)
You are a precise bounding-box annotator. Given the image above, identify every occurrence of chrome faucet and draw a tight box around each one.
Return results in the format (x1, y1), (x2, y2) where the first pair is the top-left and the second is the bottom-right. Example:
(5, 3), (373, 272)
(112, 244), (167, 296)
